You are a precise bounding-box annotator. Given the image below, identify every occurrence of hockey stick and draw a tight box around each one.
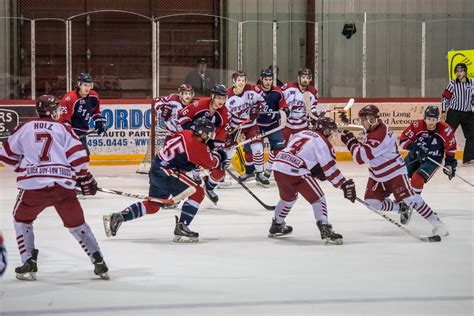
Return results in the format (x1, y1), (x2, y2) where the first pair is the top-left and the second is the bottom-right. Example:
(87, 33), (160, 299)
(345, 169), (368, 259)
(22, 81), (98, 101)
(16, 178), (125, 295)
(355, 197), (441, 242)
(97, 187), (196, 206)
(426, 156), (473, 187)
(78, 129), (98, 140)
(230, 110), (287, 150)
(226, 169), (275, 211)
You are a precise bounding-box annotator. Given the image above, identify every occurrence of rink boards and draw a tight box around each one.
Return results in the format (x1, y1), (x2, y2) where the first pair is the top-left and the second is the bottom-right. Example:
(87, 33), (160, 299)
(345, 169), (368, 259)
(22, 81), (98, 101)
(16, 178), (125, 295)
(0, 98), (465, 166)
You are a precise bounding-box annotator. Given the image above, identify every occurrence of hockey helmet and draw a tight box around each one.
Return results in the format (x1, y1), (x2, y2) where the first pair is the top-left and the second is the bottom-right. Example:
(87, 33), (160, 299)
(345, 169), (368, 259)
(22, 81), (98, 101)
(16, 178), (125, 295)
(36, 95), (61, 119)
(259, 68), (273, 79)
(310, 116), (338, 136)
(77, 73), (93, 86)
(424, 106), (440, 119)
(191, 117), (216, 141)
(358, 104), (380, 118)
(297, 68), (312, 77)
(211, 84), (227, 97)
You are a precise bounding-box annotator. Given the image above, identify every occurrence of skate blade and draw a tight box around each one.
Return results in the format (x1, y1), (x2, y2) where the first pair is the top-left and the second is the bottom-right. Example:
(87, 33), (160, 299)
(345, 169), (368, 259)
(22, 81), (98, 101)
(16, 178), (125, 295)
(16, 272), (36, 281)
(102, 215), (113, 237)
(98, 272), (110, 280)
(256, 182), (270, 188)
(323, 238), (343, 245)
(173, 235), (199, 243)
(268, 232), (292, 238)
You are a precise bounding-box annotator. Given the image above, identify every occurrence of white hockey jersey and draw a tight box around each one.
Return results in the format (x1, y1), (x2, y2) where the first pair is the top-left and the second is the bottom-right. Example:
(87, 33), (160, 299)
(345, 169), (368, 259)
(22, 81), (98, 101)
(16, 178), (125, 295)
(348, 122), (407, 182)
(273, 130), (346, 188)
(281, 82), (318, 129)
(154, 94), (184, 133)
(226, 84), (265, 129)
(0, 118), (89, 190)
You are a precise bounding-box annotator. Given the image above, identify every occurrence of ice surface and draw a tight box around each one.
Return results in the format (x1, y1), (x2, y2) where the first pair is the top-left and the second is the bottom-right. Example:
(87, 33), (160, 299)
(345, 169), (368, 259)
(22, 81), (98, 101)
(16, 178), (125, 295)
(1, 163), (473, 315)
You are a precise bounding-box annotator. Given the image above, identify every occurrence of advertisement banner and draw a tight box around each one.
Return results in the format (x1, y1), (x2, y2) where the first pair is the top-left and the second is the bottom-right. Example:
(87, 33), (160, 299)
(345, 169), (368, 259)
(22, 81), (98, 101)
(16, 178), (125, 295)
(447, 50), (474, 80)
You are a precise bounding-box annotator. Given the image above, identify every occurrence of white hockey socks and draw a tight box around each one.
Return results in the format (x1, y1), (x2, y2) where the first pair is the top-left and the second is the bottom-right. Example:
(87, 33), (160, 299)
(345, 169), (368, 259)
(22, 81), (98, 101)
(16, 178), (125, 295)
(14, 221), (35, 263)
(312, 196), (328, 224)
(274, 199), (297, 224)
(69, 223), (101, 263)
(366, 198), (400, 212)
(404, 195), (439, 224)
(250, 142), (264, 173)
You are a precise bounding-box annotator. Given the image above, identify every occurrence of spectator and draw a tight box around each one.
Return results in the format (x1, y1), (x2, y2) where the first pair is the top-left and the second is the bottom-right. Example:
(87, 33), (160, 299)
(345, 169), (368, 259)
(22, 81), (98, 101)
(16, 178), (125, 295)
(185, 58), (216, 96)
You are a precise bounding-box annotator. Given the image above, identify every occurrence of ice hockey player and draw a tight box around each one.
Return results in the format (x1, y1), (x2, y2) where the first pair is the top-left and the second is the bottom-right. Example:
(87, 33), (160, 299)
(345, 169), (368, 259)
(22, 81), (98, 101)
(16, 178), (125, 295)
(103, 117), (227, 242)
(0, 231), (6, 276)
(281, 68), (319, 143)
(0, 95), (109, 280)
(60, 73), (107, 155)
(155, 84), (195, 134)
(270, 117), (356, 244)
(178, 84), (230, 203)
(226, 70), (268, 185)
(241, 68), (288, 181)
(400, 106), (457, 194)
(340, 104), (448, 236)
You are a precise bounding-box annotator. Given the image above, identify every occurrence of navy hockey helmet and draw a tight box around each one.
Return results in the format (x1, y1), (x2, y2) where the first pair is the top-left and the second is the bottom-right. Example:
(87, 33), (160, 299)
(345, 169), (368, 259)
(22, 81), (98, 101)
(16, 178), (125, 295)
(454, 63), (467, 72)
(424, 106), (440, 119)
(36, 95), (60, 119)
(211, 84), (227, 97)
(76, 73), (93, 89)
(191, 117), (216, 141)
(259, 68), (273, 78)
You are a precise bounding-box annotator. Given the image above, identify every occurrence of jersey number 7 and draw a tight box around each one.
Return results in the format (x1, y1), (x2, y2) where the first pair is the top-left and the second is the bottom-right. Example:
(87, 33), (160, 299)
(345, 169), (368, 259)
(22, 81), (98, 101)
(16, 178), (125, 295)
(35, 133), (53, 162)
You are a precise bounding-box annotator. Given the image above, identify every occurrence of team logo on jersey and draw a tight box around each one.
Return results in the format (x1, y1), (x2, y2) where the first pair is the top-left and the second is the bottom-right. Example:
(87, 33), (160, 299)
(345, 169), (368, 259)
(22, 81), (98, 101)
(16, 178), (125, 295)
(193, 100), (199, 107)
(65, 96), (71, 101)
(0, 109), (20, 139)
(431, 138), (438, 145)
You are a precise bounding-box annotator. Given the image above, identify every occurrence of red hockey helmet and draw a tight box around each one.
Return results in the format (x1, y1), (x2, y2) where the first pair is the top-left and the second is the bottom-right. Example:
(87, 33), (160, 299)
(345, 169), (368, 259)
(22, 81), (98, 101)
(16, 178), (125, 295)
(297, 68), (312, 77)
(358, 104), (380, 118)
(309, 116), (338, 136)
(36, 95), (60, 119)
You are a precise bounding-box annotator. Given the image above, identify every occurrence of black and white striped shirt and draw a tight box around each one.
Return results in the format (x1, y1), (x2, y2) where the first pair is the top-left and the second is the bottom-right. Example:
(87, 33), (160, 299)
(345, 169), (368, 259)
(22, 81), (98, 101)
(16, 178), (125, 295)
(441, 78), (473, 112)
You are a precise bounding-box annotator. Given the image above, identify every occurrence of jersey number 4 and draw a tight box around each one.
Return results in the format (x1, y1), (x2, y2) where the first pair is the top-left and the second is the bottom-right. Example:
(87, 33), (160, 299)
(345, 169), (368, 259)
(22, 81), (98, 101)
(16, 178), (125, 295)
(288, 137), (310, 155)
(35, 132), (53, 162)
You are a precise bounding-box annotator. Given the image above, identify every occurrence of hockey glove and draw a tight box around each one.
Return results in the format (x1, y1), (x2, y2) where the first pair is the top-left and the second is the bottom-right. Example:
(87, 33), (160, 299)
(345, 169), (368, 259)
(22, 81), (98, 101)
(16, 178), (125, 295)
(0, 235), (6, 277)
(94, 117), (108, 136)
(341, 179), (356, 203)
(410, 143), (428, 162)
(77, 172), (98, 196)
(310, 164), (326, 181)
(249, 105), (261, 121)
(340, 130), (358, 151)
(160, 103), (174, 121)
(443, 158), (457, 180)
(214, 149), (229, 169)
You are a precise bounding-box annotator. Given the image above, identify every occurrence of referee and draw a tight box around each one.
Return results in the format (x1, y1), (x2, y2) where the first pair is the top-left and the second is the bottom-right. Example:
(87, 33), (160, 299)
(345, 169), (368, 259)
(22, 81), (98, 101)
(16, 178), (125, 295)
(441, 62), (474, 165)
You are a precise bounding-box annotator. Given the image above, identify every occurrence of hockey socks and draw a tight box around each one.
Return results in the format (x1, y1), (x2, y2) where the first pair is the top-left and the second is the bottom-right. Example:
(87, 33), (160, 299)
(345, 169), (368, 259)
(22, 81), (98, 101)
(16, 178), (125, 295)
(179, 200), (200, 225)
(312, 197), (328, 224)
(14, 221), (35, 263)
(121, 201), (161, 222)
(250, 142), (264, 173)
(69, 223), (101, 262)
(274, 199), (296, 224)
(411, 171), (425, 195)
(366, 198), (400, 212)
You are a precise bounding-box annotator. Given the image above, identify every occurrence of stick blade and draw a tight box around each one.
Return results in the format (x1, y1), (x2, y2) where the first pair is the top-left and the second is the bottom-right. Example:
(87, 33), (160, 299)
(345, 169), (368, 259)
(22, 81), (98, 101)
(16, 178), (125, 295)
(422, 235), (442, 242)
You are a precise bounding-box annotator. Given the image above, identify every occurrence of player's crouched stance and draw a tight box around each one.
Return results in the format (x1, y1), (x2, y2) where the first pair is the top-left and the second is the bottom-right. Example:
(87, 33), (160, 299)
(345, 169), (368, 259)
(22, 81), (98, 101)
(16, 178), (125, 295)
(104, 117), (226, 243)
(270, 117), (356, 245)
(340, 105), (448, 237)
(0, 95), (109, 280)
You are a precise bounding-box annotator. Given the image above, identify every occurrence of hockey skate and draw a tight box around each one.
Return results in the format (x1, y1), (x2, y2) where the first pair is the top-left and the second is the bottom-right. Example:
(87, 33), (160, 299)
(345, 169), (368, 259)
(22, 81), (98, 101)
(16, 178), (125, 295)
(268, 218), (293, 238)
(263, 169), (272, 180)
(173, 216), (199, 243)
(255, 172), (270, 186)
(15, 249), (39, 281)
(399, 202), (413, 225)
(192, 170), (203, 185)
(203, 176), (219, 204)
(238, 172), (254, 182)
(317, 221), (343, 245)
(92, 252), (110, 280)
(103, 213), (124, 237)
(432, 219), (449, 237)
